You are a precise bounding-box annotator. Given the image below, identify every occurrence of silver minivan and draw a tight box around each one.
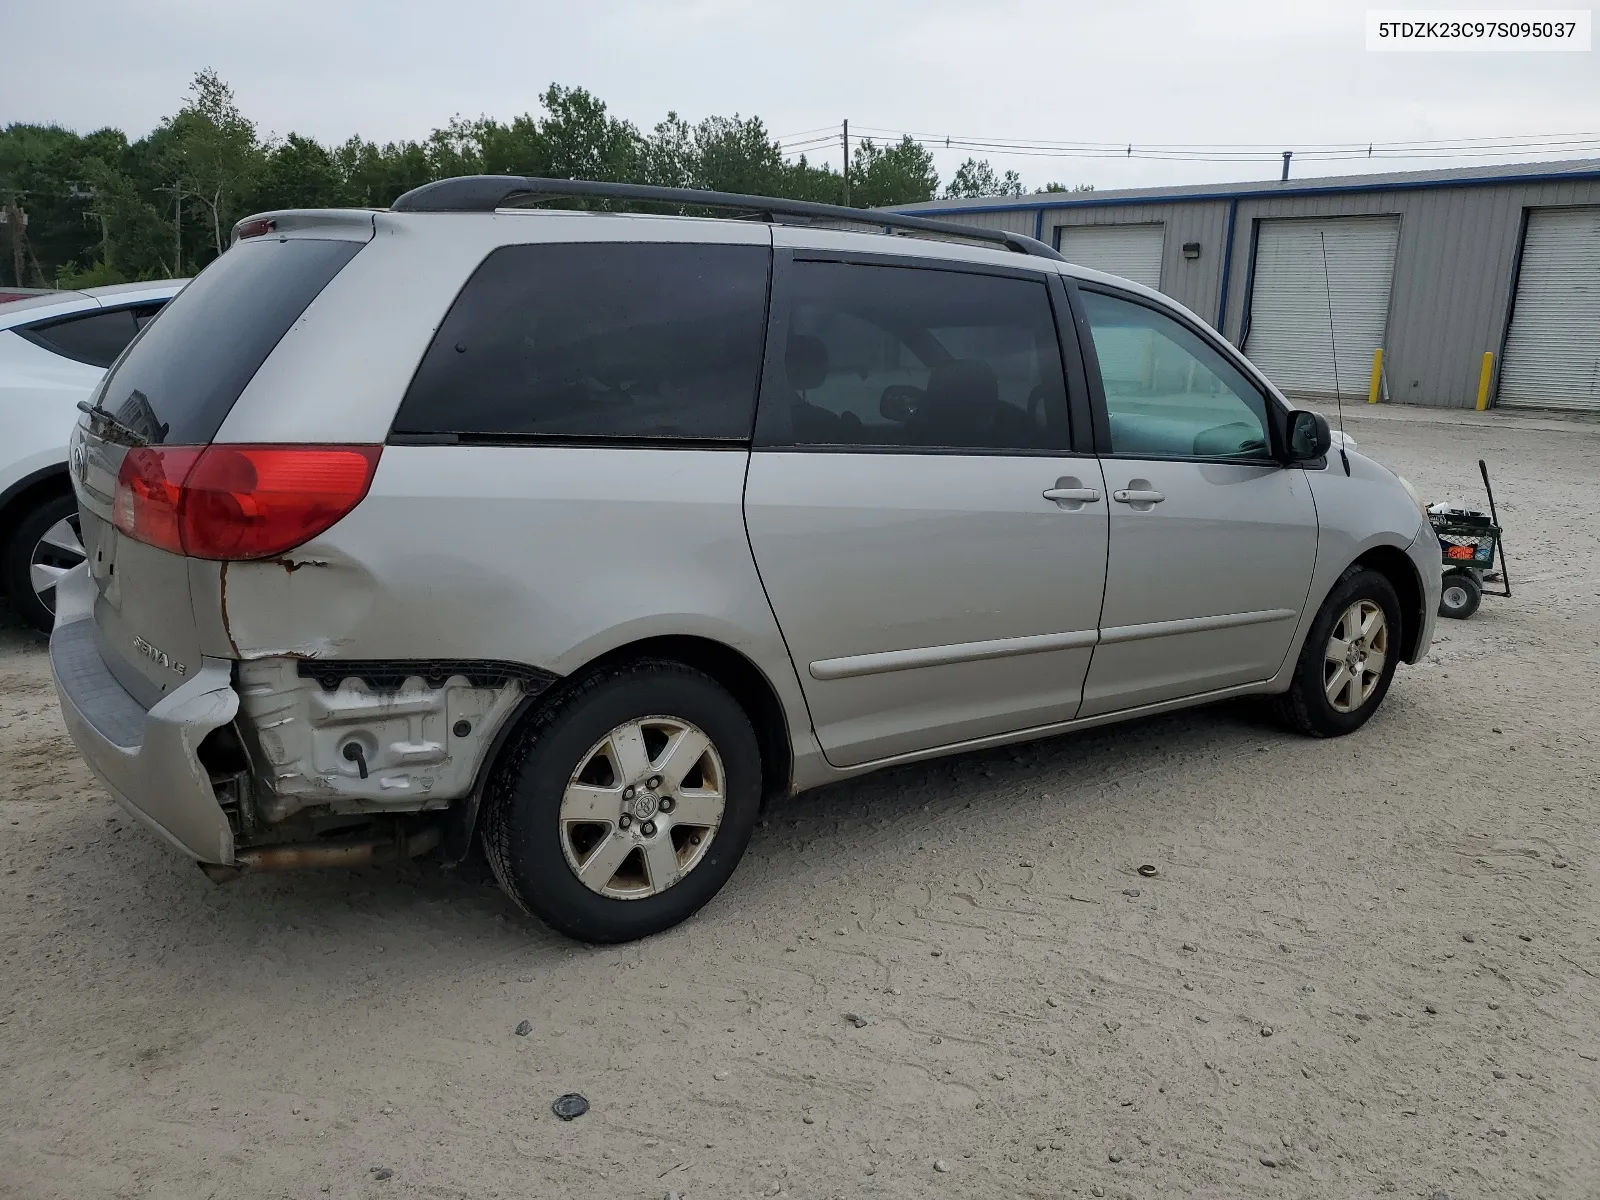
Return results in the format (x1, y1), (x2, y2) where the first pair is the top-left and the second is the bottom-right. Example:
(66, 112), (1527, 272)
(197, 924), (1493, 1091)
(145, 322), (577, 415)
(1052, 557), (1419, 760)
(50, 178), (1439, 942)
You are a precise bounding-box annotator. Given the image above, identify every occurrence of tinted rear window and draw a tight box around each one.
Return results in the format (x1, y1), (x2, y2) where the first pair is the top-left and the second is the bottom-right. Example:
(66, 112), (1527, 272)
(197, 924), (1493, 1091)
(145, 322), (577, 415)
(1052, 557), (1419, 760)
(761, 261), (1071, 453)
(96, 237), (364, 444)
(18, 305), (165, 369)
(393, 242), (771, 442)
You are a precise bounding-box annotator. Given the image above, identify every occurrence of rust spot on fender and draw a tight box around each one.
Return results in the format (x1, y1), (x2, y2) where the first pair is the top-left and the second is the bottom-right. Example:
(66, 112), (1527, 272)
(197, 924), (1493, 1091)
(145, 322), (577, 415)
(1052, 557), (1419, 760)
(266, 557), (331, 574)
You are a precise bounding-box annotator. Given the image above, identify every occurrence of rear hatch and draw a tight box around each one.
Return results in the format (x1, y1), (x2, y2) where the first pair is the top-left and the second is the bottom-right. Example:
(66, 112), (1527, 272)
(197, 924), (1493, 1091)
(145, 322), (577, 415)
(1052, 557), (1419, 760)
(71, 230), (370, 706)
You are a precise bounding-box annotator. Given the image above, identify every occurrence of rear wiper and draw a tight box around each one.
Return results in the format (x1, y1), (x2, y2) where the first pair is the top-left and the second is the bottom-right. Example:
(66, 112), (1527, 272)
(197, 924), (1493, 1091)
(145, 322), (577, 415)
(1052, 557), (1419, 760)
(77, 399), (149, 447)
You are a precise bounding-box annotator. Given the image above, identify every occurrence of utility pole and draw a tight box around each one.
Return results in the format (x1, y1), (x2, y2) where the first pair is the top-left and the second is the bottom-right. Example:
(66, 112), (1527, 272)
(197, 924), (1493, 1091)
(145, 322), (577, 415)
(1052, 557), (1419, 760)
(157, 179), (185, 275)
(4, 201), (25, 288)
(1281, 151), (1293, 181)
(842, 119), (850, 206)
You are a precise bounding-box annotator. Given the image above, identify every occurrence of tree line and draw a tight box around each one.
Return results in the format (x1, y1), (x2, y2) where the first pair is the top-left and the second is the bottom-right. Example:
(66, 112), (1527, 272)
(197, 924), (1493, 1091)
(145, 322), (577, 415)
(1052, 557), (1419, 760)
(0, 71), (1090, 289)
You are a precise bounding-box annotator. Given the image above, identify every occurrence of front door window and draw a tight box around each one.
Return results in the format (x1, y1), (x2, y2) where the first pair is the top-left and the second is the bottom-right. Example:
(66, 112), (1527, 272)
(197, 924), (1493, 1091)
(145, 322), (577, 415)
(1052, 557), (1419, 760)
(1080, 289), (1273, 460)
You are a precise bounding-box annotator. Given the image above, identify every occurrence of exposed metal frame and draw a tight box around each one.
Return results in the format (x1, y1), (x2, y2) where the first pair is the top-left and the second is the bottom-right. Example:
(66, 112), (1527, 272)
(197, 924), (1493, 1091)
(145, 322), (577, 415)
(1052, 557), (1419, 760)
(390, 175), (1066, 262)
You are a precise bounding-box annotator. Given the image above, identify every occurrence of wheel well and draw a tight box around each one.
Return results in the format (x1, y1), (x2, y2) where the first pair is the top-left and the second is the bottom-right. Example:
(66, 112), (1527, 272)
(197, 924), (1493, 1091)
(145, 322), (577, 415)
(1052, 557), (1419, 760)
(0, 468), (72, 594)
(1353, 545), (1424, 661)
(580, 635), (794, 804)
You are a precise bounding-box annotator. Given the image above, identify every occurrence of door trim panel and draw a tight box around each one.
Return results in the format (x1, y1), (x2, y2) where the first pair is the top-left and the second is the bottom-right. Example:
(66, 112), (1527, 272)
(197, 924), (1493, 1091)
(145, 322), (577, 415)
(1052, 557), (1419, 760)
(1099, 607), (1297, 646)
(810, 627), (1099, 681)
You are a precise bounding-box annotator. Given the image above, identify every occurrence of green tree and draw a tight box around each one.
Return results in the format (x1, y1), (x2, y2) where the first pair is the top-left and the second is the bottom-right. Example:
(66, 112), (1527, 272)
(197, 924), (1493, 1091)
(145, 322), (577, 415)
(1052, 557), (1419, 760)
(943, 158), (1024, 199)
(1, 75), (1044, 285)
(640, 113), (694, 188)
(474, 115), (547, 178)
(1036, 181), (1094, 194)
(692, 115), (784, 195)
(76, 156), (175, 281)
(423, 115), (487, 181)
(0, 123), (119, 285)
(536, 85), (640, 182)
(850, 136), (939, 207)
(166, 68), (264, 258)
(248, 133), (345, 211)
(776, 154), (845, 205)
(334, 136), (432, 208)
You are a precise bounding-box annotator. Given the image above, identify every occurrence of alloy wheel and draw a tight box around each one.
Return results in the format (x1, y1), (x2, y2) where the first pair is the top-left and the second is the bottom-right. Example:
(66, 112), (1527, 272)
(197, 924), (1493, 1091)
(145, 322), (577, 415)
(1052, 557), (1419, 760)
(1324, 599), (1389, 714)
(29, 515), (85, 616)
(558, 715), (726, 900)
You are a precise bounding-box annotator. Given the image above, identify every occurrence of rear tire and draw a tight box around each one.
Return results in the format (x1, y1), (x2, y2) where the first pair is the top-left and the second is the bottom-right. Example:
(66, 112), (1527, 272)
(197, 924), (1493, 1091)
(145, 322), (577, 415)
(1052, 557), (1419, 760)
(1438, 571), (1482, 620)
(482, 660), (762, 943)
(2, 491), (84, 634)
(1273, 566), (1402, 738)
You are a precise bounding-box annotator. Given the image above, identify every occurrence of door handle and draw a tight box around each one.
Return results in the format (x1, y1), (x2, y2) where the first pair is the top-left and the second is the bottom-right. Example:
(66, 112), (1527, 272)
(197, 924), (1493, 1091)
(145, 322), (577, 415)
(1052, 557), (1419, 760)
(1043, 487), (1102, 503)
(1112, 489), (1165, 504)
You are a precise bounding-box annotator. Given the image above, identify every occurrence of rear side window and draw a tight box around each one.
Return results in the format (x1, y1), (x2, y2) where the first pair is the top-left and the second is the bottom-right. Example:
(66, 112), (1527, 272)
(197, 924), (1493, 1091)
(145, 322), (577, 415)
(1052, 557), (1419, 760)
(96, 238), (364, 444)
(17, 305), (163, 369)
(761, 261), (1072, 453)
(393, 242), (771, 442)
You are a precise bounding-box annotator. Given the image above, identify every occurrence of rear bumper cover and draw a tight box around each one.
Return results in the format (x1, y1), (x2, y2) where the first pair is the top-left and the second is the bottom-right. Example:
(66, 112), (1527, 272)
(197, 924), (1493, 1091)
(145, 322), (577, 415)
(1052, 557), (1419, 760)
(49, 564), (239, 864)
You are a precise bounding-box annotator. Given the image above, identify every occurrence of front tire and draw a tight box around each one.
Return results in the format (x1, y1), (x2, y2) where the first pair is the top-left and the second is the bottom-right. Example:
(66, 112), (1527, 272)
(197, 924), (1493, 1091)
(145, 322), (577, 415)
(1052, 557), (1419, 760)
(1274, 566), (1402, 738)
(2, 492), (85, 634)
(482, 661), (762, 943)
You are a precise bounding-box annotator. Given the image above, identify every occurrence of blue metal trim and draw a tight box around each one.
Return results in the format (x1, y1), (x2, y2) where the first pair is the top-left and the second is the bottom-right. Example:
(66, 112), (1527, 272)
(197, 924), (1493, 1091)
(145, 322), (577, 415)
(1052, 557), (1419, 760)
(899, 166), (1600, 217)
(1034, 207), (1044, 241)
(1237, 217), (1263, 351)
(1216, 197), (1239, 337)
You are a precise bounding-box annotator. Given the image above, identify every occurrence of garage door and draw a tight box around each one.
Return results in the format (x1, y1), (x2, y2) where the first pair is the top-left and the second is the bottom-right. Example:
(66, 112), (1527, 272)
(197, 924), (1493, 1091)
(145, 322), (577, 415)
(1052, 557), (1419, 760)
(1498, 207), (1600, 412)
(1244, 216), (1400, 399)
(1057, 224), (1165, 291)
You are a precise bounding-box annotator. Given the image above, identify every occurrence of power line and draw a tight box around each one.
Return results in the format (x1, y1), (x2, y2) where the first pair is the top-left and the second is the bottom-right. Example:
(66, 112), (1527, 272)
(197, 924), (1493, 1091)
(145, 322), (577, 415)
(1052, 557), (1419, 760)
(774, 123), (1600, 166)
(849, 124), (1600, 153)
(771, 124), (840, 143)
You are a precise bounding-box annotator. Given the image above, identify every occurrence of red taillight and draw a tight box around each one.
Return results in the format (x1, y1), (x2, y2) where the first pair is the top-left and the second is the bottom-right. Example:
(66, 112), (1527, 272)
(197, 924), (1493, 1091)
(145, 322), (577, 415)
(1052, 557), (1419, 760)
(113, 445), (381, 560)
(113, 446), (201, 555)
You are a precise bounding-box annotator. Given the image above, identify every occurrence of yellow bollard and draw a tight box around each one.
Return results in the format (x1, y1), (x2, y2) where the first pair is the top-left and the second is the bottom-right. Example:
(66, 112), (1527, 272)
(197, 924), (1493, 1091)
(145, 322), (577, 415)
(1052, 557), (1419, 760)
(1368, 349), (1383, 404)
(1476, 352), (1494, 411)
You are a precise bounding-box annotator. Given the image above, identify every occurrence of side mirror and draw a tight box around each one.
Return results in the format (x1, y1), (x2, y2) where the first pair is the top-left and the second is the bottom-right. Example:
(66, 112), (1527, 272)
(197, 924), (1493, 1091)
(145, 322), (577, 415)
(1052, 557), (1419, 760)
(880, 385), (922, 423)
(1286, 410), (1331, 463)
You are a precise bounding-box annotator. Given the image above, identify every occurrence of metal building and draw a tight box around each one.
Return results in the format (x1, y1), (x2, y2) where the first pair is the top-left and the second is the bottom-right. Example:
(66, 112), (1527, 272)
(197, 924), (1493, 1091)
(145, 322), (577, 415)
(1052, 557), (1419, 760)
(895, 159), (1600, 412)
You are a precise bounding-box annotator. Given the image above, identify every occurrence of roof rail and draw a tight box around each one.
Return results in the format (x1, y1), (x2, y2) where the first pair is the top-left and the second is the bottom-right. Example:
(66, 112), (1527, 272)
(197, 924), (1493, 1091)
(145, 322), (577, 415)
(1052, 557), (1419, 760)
(389, 175), (1066, 262)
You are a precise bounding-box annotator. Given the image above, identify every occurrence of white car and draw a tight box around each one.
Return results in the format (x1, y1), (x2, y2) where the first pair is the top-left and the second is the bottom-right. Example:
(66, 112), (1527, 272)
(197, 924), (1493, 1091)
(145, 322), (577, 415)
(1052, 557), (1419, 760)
(0, 280), (186, 630)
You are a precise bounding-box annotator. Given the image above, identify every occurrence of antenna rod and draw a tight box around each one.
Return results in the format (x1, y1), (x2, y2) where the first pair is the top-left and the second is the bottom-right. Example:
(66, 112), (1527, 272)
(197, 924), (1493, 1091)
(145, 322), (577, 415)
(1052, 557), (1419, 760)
(1318, 230), (1351, 476)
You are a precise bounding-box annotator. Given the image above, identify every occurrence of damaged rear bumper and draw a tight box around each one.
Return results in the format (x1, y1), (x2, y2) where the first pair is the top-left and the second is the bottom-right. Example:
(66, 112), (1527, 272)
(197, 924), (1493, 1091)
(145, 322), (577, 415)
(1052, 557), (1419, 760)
(50, 564), (240, 864)
(49, 564), (551, 869)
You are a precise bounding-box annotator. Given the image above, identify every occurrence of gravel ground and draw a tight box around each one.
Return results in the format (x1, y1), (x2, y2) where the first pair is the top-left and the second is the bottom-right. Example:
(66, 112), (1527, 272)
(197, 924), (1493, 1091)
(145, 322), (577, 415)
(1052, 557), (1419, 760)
(2, 404), (1598, 1200)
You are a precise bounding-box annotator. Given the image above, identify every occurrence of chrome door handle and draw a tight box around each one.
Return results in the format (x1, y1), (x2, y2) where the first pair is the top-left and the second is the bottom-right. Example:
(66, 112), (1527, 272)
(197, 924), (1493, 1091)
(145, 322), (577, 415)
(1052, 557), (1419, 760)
(1112, 489), (1165, 504)
(1043, 487), (1102, 503)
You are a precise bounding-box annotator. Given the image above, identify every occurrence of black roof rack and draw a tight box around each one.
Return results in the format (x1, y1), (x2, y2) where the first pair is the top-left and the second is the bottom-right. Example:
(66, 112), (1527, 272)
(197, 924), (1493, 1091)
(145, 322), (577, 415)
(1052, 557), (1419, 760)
(389, 175), (1065, 262)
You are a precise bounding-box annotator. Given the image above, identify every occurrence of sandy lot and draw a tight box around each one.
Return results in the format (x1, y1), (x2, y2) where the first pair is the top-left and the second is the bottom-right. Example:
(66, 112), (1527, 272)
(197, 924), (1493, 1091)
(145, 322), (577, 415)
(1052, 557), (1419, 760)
(2, 404), (1598, 1200)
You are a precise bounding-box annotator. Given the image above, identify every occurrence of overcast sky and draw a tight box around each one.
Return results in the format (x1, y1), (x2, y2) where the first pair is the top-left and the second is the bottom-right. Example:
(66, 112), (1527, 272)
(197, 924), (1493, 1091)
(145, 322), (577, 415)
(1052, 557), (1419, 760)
(7, 0), (1599, 192)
